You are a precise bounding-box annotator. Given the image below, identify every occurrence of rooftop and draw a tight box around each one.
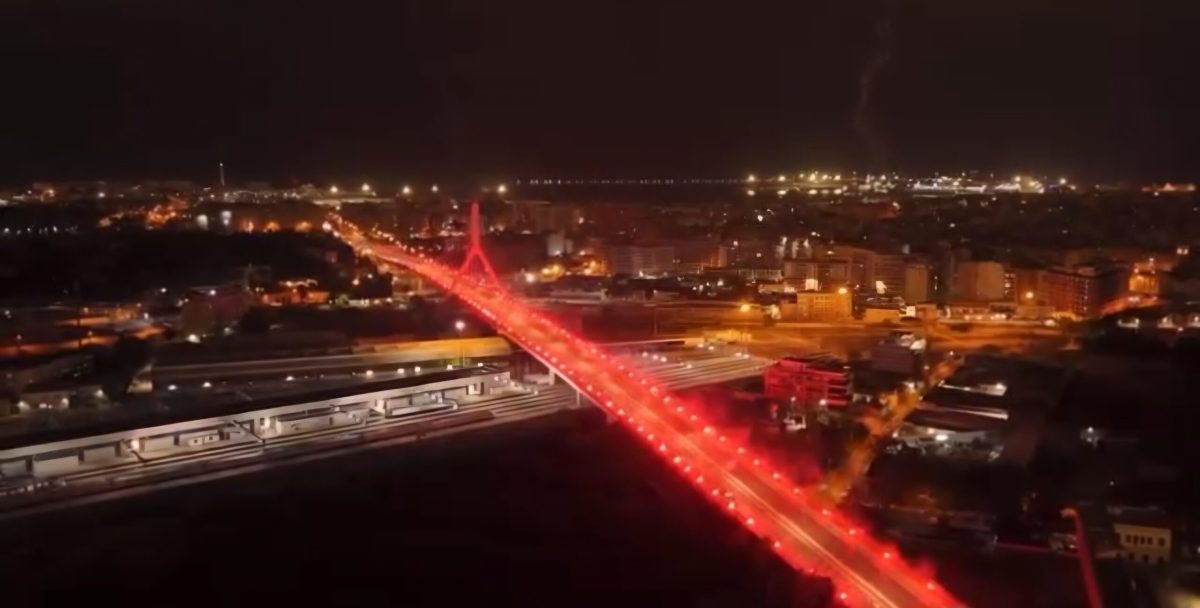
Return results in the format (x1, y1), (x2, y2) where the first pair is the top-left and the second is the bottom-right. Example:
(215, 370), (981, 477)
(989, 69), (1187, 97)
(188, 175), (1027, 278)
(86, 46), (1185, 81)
(0, 365), (501, 450)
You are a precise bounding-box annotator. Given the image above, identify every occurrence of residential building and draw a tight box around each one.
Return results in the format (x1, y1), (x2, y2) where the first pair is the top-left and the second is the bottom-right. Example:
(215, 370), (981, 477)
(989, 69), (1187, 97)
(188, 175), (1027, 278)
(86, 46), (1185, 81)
(954, 261), (1007, 301)
(1110, 506), (1172, 566)
(904, 263), (931, 303)
(733, 266), (783, 281)
(783, 258), (851, 290)
(605, 244), (675, 277)
(1040, 265), (1128, 318)
(874, 254), (907, 296)
(789, 290), (852, 322)
(832, 245), (877, 289)
(667, 238), (727, 270)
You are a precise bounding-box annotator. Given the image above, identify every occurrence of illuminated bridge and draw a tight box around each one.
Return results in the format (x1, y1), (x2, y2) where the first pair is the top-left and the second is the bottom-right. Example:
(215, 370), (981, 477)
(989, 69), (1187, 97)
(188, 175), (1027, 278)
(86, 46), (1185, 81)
(356, 204), (964, 608)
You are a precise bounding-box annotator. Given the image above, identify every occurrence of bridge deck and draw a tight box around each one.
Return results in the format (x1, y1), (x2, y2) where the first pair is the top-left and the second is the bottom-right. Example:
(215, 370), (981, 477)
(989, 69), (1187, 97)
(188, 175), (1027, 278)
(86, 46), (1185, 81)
(373, 242), (964, 608)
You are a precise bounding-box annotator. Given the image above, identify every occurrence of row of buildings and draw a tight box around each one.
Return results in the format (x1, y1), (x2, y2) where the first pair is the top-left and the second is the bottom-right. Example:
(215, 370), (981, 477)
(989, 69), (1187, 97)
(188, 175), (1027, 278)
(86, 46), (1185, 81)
(593, 240), (1134, 320)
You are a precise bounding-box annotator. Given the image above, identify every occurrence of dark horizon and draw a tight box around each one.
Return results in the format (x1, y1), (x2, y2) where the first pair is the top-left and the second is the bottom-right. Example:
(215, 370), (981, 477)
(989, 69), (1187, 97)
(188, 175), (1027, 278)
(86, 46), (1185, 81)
(3, 1), (1199, 185)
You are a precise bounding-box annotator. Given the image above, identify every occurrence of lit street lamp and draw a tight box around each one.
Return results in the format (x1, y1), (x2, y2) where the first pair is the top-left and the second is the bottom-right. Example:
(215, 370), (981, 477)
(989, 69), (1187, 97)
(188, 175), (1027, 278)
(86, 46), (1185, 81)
(454, 319), (466, 366)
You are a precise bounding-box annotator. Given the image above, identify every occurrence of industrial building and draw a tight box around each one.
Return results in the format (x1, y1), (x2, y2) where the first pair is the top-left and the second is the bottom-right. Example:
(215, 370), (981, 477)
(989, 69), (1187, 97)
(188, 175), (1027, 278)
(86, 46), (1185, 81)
(0, 367), (512, 482)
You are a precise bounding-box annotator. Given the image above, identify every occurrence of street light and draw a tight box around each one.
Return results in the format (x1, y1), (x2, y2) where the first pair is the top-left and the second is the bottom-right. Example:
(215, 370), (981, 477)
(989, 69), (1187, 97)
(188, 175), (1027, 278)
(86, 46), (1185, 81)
(454, 320), (466, 366)
(497, 184), (508, 195)
(402, 185), (412, 196)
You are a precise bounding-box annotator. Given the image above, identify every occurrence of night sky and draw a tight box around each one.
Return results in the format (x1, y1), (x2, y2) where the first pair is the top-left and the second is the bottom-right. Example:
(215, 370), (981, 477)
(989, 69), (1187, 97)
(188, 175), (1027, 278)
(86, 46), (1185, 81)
(3, 0), (1199, 184)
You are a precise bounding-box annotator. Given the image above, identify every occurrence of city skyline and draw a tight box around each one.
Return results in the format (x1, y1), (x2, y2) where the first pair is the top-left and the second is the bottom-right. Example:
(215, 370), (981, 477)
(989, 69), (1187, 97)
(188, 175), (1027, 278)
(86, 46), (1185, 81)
(4, 3), (1200, 607)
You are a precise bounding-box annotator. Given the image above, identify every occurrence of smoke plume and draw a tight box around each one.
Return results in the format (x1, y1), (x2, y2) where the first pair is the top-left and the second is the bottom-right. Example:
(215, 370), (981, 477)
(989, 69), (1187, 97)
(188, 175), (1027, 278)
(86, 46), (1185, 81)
(853, 17), (893, 169)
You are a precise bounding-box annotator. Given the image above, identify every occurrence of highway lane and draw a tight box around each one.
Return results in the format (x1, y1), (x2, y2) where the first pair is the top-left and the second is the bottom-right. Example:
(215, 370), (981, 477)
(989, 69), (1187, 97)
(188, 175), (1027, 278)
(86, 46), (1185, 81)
(370, 243), (963, 608)
(154, 337), (512, 382)
(514, 304), (949, 608)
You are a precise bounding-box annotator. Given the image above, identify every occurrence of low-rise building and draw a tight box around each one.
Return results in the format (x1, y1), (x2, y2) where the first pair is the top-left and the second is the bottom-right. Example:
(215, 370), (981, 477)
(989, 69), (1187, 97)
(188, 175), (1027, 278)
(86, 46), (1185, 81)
(1110, 506), (1172, 566)
(954, 261), (1007, 301)
(871, 330), (926, 376)
(788, 289), (852, 322)
(903, 263), (931, 303)
(605, 244), (675, 277)
(764, 353), (852, 408)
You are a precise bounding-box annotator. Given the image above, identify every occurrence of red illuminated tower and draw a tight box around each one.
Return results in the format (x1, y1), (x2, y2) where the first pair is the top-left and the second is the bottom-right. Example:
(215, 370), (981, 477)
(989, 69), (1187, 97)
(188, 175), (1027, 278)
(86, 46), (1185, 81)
(457, 200), (501, 286)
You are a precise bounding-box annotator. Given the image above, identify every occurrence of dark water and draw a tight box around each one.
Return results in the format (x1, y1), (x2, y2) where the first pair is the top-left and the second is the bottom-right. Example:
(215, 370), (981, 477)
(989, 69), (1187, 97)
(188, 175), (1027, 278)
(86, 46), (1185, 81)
(0, 411), (831, 607)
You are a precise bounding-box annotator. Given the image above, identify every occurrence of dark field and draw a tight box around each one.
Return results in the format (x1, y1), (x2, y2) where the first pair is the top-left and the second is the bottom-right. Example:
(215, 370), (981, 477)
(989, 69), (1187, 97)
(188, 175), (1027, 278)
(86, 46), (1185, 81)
(0, 412), (826, 608)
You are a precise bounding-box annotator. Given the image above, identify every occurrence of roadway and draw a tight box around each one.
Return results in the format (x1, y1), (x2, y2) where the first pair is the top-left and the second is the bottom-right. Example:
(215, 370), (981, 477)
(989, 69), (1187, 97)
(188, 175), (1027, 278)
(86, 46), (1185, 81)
(153, 336), (513, 383)
(369, 241), (963, 608)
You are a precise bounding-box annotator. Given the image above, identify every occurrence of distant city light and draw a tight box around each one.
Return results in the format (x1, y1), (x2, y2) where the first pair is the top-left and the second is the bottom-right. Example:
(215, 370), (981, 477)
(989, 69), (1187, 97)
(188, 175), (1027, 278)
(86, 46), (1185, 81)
(329, 185), (339, 194)
(431, 184), (439, 193)
(746, 174), (757, 183)
(497, 184), (508, 195)
(402, 185), (412, 196)
(361, 182), (371, 193)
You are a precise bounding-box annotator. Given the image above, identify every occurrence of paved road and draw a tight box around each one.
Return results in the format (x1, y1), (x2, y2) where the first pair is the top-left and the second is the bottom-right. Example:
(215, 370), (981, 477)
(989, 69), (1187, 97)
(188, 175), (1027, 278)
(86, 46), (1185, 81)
(154, 337), (512, 383)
